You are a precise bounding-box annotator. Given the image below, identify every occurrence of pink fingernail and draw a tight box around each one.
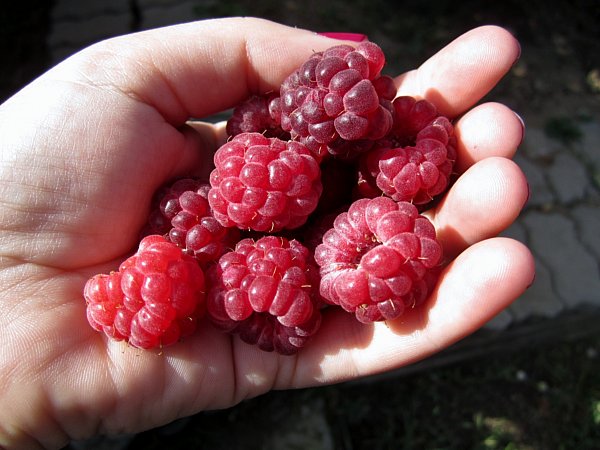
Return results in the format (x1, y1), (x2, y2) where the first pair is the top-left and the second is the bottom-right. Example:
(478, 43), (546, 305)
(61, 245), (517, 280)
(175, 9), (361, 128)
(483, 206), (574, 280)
(318, 32), (368, 42)
(526, 271), (536, 290)
(524, 181), (531, 208)
(514, 111), (526, 145)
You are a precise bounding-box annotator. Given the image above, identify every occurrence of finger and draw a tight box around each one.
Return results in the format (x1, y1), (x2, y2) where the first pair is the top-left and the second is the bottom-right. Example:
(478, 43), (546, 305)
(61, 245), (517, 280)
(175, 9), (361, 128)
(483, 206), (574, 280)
(50, 18), (346, 125)
(289, 237), (534, 387)
(166, 123), (214, 179)
(429, 156), (529, 259)
(395, 25), (521, 117)
(453, 102), (525, 173)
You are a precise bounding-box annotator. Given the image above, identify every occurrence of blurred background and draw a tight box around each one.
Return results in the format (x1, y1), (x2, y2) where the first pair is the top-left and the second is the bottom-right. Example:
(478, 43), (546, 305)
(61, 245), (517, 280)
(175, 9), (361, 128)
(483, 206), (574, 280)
(2, 1), (600, 448)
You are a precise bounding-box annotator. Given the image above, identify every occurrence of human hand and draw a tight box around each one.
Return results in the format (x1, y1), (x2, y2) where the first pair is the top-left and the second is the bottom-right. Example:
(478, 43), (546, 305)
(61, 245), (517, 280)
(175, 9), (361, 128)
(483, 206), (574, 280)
(0, 18), (534, 449)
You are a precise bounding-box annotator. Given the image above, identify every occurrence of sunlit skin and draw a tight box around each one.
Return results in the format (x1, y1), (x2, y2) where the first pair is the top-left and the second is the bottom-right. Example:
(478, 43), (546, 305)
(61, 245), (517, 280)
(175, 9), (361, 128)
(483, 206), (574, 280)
(0, 18), (534, 449)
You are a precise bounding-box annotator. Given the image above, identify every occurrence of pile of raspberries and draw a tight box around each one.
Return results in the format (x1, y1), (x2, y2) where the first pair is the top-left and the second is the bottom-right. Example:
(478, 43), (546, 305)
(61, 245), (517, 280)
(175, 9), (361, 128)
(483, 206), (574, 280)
(84, 41), (457, 355)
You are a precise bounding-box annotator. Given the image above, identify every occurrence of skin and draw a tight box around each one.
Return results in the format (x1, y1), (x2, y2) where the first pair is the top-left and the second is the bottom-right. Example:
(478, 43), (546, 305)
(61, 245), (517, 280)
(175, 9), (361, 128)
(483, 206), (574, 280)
(0, 18), (534, 449)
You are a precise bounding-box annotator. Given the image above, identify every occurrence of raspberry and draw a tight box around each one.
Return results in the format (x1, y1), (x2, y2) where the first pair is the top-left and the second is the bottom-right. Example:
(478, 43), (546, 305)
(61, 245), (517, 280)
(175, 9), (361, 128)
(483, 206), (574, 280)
(226, 93), (288, 139)
(84, 235), (206, 349)
(391, 96), (441, 143)
(208, 132), (322, 232)
(277, 42), (396, 161)
(141, 178), (239, 266)
(314, 197), (442, 323)
(83, 39), (459, 352)
(206, 236), (322, 354)
(357, 97), (457, 205)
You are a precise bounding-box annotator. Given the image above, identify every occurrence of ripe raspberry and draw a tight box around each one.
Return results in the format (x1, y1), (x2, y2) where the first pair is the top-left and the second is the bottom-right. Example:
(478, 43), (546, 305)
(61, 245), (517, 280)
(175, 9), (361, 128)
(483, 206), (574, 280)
(84, 235), (206, 349)
(357, 96), (457, 205)
(208, 132), (322, 232)
(314, 197), (442, 323)
(141, 178), (239, 266)
(277, 42), (396, 161)
(226, 93), (288, 139)
(206, 236), (322, 354)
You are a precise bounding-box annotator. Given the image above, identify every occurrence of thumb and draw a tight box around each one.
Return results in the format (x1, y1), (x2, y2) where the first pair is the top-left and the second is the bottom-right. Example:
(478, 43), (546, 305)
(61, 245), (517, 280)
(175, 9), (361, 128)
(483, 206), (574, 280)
(48, 17), (347, 125)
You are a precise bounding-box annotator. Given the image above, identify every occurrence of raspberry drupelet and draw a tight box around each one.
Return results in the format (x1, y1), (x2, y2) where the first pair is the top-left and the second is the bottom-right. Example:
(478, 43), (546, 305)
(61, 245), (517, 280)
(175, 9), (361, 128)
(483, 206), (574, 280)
(314, 197), (442, 323)
(206, 235), (322, 355)
(84, 235), (206, 349)
(208, 133), (323, 233)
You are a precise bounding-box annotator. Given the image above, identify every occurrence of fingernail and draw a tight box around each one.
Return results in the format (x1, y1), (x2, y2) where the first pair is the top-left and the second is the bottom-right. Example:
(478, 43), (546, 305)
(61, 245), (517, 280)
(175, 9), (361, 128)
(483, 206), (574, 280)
(515, 40), (522, 64)
(526, 271), (536, 290)
(318, 32), (368, 42)
(524, 181), (531, 208)
(514, 111), (526, 143)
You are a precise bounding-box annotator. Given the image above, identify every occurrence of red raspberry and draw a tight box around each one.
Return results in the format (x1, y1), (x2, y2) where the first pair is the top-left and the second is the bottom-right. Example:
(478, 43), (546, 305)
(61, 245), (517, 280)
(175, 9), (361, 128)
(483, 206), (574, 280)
(314, 197), (442, 323)
(206, 236), (322, 355)
(277, 42), (396, 161)
(226, 93), (288, 139)
(357, 97), (457, 205)
(208, 133), (322, 233)
(84, 235), (206, 349)
(141, 178), (239, 267)
(390, 95), (441, 143)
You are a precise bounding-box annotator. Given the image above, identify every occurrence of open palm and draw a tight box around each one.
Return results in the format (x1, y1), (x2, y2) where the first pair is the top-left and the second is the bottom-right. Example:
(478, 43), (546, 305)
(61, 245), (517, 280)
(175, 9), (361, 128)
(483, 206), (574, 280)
(0, 18), (534, 449)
